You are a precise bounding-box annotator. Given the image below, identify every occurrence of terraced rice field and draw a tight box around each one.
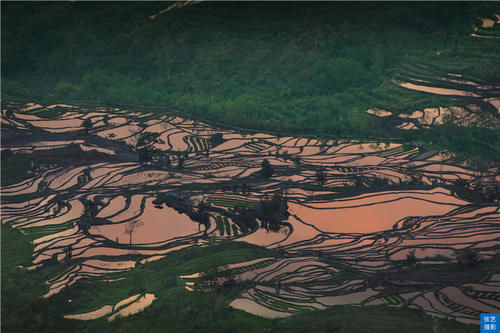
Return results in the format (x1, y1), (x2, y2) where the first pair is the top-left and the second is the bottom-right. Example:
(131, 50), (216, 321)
(1, 100), (499, 324)
(363, 18), (500, 133)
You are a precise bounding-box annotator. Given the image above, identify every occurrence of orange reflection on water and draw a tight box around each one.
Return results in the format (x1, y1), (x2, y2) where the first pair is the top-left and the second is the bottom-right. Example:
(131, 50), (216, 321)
(289, 188), (467, 234)
(91, 197), (202, 245)
(400, 82), (480, 97)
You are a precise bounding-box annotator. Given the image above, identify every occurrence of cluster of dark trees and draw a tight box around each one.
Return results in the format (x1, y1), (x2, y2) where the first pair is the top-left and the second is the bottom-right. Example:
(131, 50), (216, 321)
(454, 178), (500, 203)
(220, 183), (252, 194)
(232, 192), (289, 233)
(154, 193), (211, 231)
(76, 199), (100, 232)
(134, 132), (189, 169)
(82, 118), (92, 135)
(260, 159), (273, 178)
(315, 167), (326, 185)
(455, 249), (481, 269)
(136, 131), (163, 162)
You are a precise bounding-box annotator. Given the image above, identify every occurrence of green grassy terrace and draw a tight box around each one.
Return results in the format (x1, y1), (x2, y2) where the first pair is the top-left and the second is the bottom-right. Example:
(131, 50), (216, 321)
(2, 224), (479, 333)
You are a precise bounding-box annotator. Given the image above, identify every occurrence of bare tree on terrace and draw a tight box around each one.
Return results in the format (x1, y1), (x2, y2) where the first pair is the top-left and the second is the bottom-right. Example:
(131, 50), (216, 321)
(124, 220), (144, 246)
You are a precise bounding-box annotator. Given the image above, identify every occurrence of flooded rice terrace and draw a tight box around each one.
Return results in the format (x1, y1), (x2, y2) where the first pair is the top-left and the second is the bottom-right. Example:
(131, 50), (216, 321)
(1, 101), (499, 324)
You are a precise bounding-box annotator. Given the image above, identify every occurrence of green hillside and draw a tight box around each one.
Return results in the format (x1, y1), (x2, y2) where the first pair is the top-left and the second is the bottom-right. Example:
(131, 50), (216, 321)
(2, 1), (500, 158)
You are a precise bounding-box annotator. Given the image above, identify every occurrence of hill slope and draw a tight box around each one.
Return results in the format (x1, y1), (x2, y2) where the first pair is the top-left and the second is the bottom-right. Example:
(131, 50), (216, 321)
(2, 2), (500, 159)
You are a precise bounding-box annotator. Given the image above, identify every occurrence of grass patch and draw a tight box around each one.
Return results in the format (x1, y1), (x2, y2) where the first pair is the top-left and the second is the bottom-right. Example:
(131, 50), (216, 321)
(207, 196), (257, 208)
(32, 108), (61, 118)
(1, 152), (32, 186)
(275, 305), (477, 333)
(26, 221), (74, 240)
(2, 223), (479, 332)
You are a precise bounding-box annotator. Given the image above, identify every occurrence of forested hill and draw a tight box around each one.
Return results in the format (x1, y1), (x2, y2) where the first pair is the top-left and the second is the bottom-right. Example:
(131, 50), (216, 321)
(2, 1), (500, 158)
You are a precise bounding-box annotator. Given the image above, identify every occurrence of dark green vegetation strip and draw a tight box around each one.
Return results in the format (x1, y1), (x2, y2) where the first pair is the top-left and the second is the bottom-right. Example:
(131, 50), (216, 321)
(1, 224), (78, 333)
(274, 304), (477, 333)
(215, 216), (224, 236)
(207, 196), (257, 208)
(223, 217), (231, 236)
(32, 108), (61, 118)
(1, 152), (32, 187)
(2, 2), (500, 160)
(28, 221), (74, 240)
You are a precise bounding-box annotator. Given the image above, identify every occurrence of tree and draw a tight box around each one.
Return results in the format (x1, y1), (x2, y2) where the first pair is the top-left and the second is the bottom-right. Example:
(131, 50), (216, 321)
(260, 159), (274, 178)
(77, 199), (99, 231)
(405, 249), (417, 267)
(456, 249), (481, 269)
(63, 245), (73, 263)
(257, 192), (289, 232)
(83, 167), (91, 181)
(156, 152), (171, 168)
(241, 183), (249, 194)
(281, 150), (290, 161)
(406, 163), (422, 184)
(315, 166), (326, 185)
(124, 220), (144, 246)
(194, 201), (210, 230)
(136, 131), (164, 163)
(82, 118), (92, 135)
(232, 206), (258, 232)
(177, 155), (185, 169)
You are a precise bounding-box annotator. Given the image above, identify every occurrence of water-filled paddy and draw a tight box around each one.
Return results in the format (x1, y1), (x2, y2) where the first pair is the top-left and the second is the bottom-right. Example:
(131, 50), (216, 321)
(90, 197), (203, 245)
(1, 101), (498, 324)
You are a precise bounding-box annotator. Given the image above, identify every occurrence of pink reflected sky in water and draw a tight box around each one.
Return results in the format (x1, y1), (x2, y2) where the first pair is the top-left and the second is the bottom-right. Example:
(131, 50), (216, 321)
(91, 197), (202, 245)
(289, 188), (467, 234)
